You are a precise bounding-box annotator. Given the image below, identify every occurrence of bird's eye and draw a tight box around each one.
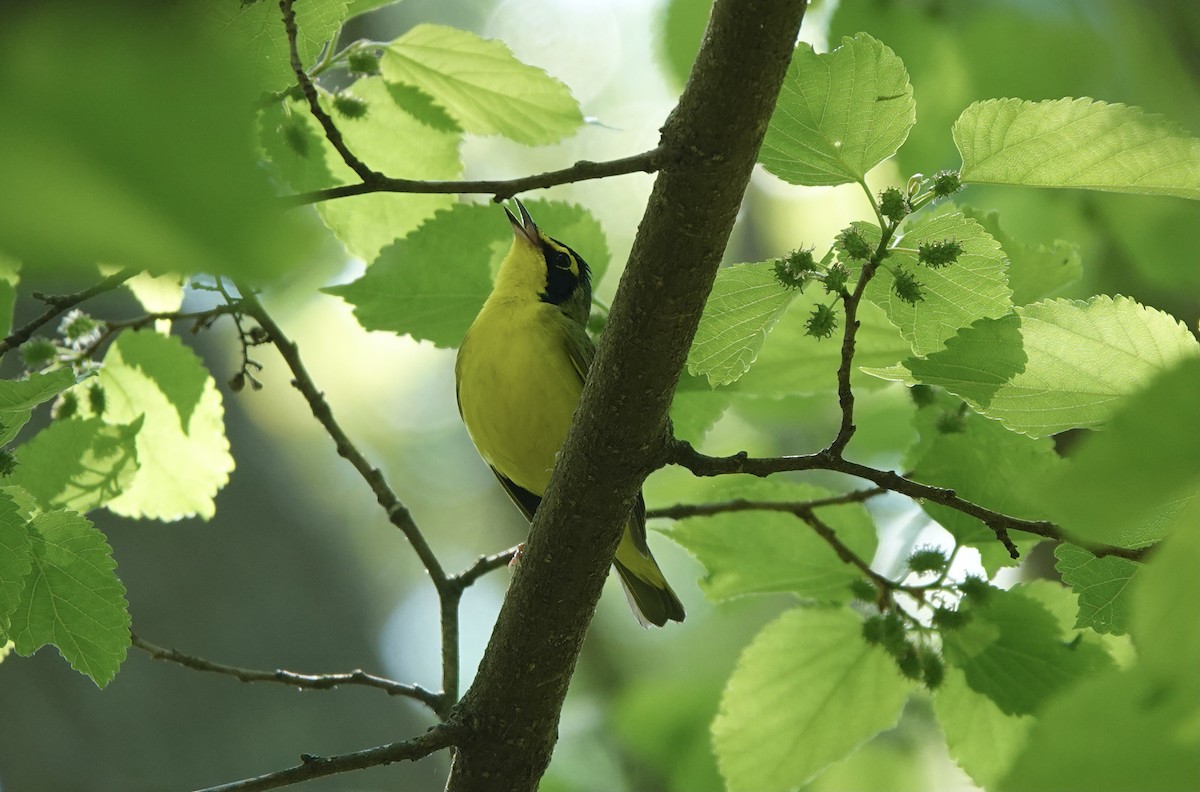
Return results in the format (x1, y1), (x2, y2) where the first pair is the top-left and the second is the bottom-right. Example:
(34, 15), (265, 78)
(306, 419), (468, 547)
(548, 250), (573, 270)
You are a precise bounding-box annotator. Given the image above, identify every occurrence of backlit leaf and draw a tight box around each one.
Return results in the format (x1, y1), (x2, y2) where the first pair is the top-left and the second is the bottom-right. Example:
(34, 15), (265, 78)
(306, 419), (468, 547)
(955, 97), (1200, 200)
(760, 34), (915, 186)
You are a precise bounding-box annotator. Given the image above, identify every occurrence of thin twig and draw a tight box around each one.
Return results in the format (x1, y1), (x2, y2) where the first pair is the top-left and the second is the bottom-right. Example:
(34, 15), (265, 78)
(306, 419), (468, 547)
(0, 268), (138, 356)
(279, 0), (377, 182)
(75, 304), (243, 360)
(284, 148), (666, 206)
(645, 486), (886, 521)
(131, 634), (442, 711)
(667, 439), (1149, 562)
(230, 280), (461, 715)
(193, 723), (460, 792)
(794, 507), (926, 606)
(448, 545), (522, 591)
(828, 218), (896, 456)
(231, 283), (445, 581)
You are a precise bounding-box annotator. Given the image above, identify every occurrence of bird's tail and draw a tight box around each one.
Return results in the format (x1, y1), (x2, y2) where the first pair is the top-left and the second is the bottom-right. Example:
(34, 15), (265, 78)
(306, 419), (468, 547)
(613, 551), (686, 628)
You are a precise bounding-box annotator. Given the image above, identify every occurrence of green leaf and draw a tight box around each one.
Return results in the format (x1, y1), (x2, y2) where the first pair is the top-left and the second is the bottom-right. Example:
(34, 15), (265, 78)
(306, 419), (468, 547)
(734, 290), (910, 396)
(962, 207), (1081, 306)
(658, 0), (712, 90)
(759, 33), (915, 186)
(1054, 544), (1138, 635)
(0, 256), (18, 338)
(865, 211), (1012, 356)
(955, 97), (1200, 200)
(942, 587), (1112, 716)
(258, 77), (462, 262)
(659, 479), (877, 602)
(670, 374), (733, 443)
(0, 5), (317, 280)
(122, 271), (186, 315)
(908, 405), (1058, 573)
(687, 263), (798, 386)
(1130, 497), (1200, 701)
(8, 418), (141, 514)
(386, 83), (462, 134)
(8, 510), (130, 687)
(115, 330), (208, 430)
(1000, 668), (1200, 792)
(99, 334), (234, 521)
(713, 608), (916, 792)
(886, 296), (1199, 437)
(326, 200), (608, 347)
(1041, 358), (1200, 548)
(0, 370), (77, 413)
(205, 0), (350, 93)
(381, 24), (582, 145)
(933, 668), (1033, 791)
(0, 491), (32, 634)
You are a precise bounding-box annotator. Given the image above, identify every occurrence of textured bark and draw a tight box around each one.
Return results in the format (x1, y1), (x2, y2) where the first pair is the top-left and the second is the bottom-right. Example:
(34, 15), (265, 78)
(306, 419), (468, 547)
(446, 1), (809, 789)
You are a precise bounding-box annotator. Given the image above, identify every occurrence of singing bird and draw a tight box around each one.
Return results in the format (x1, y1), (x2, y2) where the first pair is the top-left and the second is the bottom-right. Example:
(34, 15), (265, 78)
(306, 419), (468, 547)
(455, 200), (685, 627)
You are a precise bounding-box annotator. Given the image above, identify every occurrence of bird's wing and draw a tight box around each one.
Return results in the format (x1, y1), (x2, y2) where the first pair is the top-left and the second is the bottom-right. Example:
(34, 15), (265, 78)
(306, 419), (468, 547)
(488, 466), (542, 521)
(560, 318), (595, 383)
(560, 318), (654, 559)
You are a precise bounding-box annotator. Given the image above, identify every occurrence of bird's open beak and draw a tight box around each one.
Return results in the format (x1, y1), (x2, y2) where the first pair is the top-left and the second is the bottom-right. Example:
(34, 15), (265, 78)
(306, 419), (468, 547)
(504, 198), (539, 246)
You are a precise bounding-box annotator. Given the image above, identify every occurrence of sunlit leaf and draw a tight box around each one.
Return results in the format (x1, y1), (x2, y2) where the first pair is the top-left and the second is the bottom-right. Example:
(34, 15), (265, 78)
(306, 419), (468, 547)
(733, 290), (910, 396)
(865, 211), (1012, 356)
(687, 263), (798, 386)
(99, 334), (234, 521)
(713, 608), (915, 792)
(382, 24), (582, 145)
(660, 478), (877, 602)
(955, 97), (1200, 200)
(8, 418), (141, 515)
(760, 34), (915, 186)
(877, 296), (1199, 436)
(7, 510), (130, 687)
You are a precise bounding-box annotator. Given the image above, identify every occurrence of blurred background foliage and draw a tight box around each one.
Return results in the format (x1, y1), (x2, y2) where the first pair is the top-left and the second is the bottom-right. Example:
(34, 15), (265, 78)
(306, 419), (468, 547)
(0, 0), (1196, 790)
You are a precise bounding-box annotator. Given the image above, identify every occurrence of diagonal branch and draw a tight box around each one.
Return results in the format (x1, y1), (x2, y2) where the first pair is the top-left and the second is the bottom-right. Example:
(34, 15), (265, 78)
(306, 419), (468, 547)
(645, 486), (886, 521)
(667, 440), (1150, 563)
(0, 267), (138, 356)
(231, 281), (468, 714)
(193, 723), (460, 792)
(279, 0), (378, 182)
(828, 217), (897, 455)
(233, 282), (446, 583)
(131, 634), (442, 711)
(444, 2), (811, 789)
(285, 148), (666, 206)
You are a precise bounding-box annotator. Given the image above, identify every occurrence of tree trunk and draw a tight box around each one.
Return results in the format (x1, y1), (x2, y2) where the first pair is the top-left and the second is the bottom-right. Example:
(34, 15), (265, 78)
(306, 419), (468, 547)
(446, 1), (809, 788)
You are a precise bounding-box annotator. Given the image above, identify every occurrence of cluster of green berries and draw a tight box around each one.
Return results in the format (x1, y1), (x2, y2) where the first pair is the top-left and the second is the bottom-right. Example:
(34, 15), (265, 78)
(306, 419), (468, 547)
(850, 548), (994, 691)
(861, 610), (945, 689)
(774, 248), (818, 289)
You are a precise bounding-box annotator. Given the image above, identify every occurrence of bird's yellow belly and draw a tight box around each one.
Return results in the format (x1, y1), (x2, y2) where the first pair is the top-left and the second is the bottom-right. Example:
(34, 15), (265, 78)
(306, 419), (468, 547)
(457, 304), (583, 496)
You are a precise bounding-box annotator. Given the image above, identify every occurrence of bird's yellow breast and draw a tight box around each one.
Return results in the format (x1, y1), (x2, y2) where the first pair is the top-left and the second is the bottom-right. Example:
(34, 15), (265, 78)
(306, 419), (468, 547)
(456, 296), (583, 496)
